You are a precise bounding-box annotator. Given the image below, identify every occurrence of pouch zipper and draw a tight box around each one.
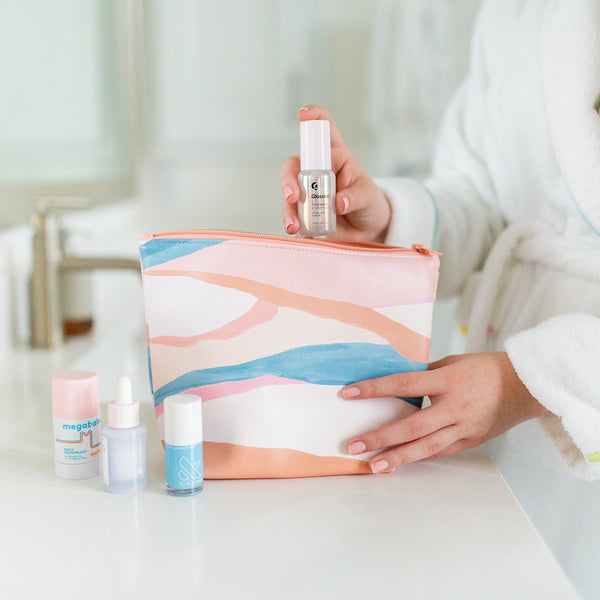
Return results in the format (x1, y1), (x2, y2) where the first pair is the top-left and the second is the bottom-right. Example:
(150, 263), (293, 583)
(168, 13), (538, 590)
(142, 229), (440, 257)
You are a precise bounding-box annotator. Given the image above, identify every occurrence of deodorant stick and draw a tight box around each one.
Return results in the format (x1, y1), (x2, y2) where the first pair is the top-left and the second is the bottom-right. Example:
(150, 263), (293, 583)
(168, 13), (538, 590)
(52, 371), (101, 479)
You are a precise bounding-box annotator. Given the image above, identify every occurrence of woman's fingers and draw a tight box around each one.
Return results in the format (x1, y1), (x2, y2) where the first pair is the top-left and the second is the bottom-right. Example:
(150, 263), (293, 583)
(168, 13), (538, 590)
(282, 201), (299, 235)
(281, 155), (301, 234)
(335, 177), (379, 216)
(342, 369), (442, 400)
(427, 439), (473, 460)
(280, 155), (301, 204)
(297, 104), (345, 148)
(428, 354), (463, 370)
(296, 104), (354, 172)
(368, 425), (462, 473)
(282, 105), (389, 239)
(347, 405), (454, 455)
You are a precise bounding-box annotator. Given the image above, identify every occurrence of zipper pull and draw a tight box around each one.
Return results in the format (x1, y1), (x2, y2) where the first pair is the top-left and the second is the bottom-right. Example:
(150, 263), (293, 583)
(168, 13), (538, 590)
(411, 243), (442, 257)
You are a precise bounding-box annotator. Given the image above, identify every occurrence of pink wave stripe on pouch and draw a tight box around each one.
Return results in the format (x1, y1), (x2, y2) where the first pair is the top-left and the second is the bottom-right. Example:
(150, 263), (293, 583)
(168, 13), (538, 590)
(150, 299), (279, 347)
(146, 241), (437, 307)
(154, 375), (304, 417)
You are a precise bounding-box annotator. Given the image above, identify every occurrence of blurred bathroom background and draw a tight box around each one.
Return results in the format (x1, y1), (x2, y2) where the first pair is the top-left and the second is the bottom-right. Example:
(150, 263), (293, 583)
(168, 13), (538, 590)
(0, 0), (481, 352)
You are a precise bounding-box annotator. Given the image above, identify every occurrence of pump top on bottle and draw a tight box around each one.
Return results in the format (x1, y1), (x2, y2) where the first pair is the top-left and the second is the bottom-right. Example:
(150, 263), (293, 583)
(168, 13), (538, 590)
(300, 120), (332, 171)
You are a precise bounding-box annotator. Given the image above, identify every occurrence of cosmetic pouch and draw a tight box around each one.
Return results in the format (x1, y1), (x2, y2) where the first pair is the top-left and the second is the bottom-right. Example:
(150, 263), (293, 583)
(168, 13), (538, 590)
(139, 230), (440, 478)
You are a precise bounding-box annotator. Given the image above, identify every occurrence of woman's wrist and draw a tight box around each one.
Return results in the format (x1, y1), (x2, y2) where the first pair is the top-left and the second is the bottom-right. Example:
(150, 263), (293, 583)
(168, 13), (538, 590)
(501, 352), (551, 420)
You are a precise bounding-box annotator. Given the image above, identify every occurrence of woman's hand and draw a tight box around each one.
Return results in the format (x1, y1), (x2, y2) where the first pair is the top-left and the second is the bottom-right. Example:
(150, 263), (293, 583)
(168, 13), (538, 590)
(343, 352), (550, 473)
(281, 104), (391, 243)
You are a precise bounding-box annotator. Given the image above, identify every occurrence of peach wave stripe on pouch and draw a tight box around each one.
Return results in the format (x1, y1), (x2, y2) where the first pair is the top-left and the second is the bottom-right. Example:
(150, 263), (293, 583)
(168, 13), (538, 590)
(145, 270), (431, 363)
(149, 299), (278, 347)
(142, 274), (257, 339)
(203, 441), (370, 479)
(146, 241), (437, 307)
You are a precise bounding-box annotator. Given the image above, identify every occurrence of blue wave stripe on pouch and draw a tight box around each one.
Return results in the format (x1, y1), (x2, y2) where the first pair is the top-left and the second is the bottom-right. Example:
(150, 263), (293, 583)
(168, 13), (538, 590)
(153, 342), (427, 406)
(146, 346), (154, 394)
(139, 238), (225, 270)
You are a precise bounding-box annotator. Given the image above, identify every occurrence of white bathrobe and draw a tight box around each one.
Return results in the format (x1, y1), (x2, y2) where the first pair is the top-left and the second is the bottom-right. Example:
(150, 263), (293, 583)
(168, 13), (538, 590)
(378, 0), (600, 479)
(377, 4), (600, 588)
(376, 2), (600, 590)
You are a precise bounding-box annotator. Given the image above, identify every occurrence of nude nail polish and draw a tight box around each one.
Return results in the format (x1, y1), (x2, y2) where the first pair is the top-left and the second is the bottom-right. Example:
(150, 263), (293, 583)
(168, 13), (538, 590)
(348, 441), (366, 455)
(371, 459), (389, 474)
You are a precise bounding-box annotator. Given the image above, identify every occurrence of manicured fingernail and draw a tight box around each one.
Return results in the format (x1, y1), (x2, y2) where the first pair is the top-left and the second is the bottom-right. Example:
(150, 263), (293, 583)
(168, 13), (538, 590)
(341, 196), (350, 213)
(371, 459), (389, 474)
(284, 185), (293, 200)
(298, 105), (310, 111)
(342, 387), (360, 398)
(284, 217), (294, 232)
(348, 441), (366, 455)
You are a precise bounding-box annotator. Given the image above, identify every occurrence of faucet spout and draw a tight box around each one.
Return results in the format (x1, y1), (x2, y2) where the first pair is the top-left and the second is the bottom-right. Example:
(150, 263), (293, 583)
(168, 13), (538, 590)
(61, 257), (140, 272)
(30, 198), (141, 349)
(31, 210), (62, 349)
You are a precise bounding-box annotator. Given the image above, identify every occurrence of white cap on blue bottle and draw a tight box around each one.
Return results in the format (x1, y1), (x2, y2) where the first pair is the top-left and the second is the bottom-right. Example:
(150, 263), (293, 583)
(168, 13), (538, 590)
(163, 394), (203, 447)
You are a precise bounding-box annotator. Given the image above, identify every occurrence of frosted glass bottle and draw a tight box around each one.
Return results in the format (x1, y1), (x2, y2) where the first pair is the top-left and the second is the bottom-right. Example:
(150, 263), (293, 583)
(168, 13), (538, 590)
(102, 376), (147, 494)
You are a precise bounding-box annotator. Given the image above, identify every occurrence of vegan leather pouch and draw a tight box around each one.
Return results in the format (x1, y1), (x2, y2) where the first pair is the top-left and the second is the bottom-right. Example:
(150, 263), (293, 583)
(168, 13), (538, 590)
(139, 230), (440, 478)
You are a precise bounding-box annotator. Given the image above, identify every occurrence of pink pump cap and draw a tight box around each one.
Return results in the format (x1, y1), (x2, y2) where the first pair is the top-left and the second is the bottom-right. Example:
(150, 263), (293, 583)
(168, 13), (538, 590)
(52, 371), (100, 419)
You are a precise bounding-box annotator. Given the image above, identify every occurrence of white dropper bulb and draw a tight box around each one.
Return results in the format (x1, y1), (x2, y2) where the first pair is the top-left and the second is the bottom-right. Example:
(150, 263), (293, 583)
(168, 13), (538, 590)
(108, 376), (140, 429)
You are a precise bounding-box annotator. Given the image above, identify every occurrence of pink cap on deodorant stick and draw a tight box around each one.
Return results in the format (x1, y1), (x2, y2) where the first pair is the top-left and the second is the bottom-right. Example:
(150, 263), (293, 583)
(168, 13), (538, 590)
(52, 371), (100, 419)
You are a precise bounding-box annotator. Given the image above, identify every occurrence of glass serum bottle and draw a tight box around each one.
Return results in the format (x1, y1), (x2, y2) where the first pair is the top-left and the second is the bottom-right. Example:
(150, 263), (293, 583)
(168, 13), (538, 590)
(101, 376), (147, 494)
(297, 120), (336, 237)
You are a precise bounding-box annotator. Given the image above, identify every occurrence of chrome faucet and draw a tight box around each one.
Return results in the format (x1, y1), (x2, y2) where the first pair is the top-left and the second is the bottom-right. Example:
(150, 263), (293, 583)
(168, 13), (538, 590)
(30, 197), (140, 349)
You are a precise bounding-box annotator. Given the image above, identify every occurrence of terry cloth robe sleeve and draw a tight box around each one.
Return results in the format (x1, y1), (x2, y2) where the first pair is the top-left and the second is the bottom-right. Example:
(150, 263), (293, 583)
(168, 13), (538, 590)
(505, 313), (600, 480)
(376, 5), (505, 299)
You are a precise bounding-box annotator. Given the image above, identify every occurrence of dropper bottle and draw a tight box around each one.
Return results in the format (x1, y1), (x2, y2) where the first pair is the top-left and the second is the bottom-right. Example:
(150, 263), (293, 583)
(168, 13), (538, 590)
(101, 376), (147, 493)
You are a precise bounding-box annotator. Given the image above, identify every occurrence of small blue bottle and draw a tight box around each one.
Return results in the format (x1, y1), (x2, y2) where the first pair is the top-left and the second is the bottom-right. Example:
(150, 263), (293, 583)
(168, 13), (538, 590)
(163, 395), (204, 496)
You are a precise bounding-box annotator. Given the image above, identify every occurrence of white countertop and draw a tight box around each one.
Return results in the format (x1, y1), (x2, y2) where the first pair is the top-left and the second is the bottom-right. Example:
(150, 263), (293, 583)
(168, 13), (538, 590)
(0, 275), (578, 600)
